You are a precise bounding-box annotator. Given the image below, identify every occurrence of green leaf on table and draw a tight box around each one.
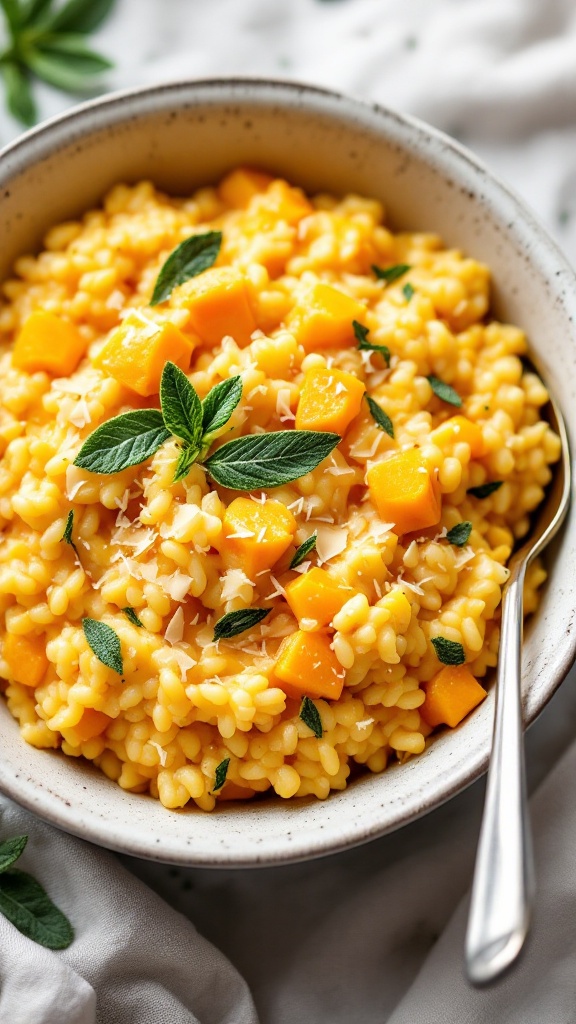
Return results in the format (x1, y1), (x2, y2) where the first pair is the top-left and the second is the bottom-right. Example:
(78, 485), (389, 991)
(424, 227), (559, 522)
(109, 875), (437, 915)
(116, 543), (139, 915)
(290, 533), (317, 569)
(372, 263), (411, 285)
(205, 430), (340, 490)
(73, 409), (170, 474)
(1, 63), (37, 125)
(299, 696), (323, 739)
(365, 395), (394, 438)
(0, 869), (74, 949)
(45, 0), (116, 33)
(446, 521), (472, 547)
(0, 835), (27, 874)
(431, 636), (465, 666)
(212, 757), (230, 792)
(26, 37), (112, 93)
(160, 361), (203, 449)
(352, 320), (390, 365)
(150, 230), (222, 305)
(82, 618), (123, 674)
(20, 0), (54, 27)
(123, 607), (143, 628)
(427, 374), (462, 408)
(201, 375), (243, 440)
(467, 481), (503, 499)
(213, 607), (270, 641)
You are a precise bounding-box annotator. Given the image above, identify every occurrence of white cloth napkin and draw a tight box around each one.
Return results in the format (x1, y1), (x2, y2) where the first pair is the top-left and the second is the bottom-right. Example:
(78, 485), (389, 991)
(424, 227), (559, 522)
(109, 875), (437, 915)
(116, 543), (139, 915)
(2, 0), (576, 1021)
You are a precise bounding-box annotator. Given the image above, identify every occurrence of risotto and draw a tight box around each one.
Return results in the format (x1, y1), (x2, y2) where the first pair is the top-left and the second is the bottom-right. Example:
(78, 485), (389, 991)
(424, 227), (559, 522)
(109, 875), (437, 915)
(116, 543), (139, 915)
(0, 168), (560, 811)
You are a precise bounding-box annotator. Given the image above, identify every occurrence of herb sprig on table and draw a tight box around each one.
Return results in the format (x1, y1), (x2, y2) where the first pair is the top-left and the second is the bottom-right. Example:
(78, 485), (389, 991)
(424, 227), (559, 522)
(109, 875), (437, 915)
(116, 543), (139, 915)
(74, 361), (341, 489)
(0, 0), (115, 126)
(0, 833), (74, 948)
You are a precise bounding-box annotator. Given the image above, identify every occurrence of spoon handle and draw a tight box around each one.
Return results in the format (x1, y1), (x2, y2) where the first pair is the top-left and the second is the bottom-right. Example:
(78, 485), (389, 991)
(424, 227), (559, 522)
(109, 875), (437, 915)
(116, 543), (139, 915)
(465, 559), (535, 985)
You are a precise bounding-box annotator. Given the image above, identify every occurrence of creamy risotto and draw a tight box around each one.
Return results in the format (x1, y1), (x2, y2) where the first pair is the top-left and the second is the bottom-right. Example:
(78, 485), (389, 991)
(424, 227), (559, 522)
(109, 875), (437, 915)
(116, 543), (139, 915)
(0, 168), (560, 810)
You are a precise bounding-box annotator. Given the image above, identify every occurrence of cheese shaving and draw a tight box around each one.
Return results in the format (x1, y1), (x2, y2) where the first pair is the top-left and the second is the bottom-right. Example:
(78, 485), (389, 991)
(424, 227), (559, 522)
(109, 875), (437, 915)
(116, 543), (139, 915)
(220, 568), (254, 602)
(69, 398), (91, 429)
(148, 740), (168, 767)
(276, 388), (295, 422)
(170, 647), (197, 681)
(65, 465), (87, 501)
(315, 525), (348, 564)
(164, 607), (184, 645)
(265, 574), (286, 600)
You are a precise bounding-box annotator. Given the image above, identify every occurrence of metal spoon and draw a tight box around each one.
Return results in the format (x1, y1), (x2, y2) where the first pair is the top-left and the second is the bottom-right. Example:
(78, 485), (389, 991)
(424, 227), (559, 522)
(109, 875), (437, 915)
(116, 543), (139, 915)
(465, 394), (571, 986)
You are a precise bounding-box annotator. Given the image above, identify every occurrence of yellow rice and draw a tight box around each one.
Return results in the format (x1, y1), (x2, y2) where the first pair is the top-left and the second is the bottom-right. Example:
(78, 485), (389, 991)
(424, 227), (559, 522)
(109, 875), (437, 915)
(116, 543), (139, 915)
(0, 173), (560, 810)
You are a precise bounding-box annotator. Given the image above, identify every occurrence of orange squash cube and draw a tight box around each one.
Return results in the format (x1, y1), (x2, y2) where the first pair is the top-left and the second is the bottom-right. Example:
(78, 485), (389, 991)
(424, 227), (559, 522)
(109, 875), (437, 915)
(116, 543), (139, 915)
(285, 567), (350, 627)
(420, 664), (487, 728)
(367, 449), (441, 536)
(218, 167), (274, 208)
(295, 366), (365, 435)
(256, 180), (313, 224)
(221, 497), (297, 578)
(3, 632), (48, 688)
(12, 310), (87, 376)
(73, 708), (112, 743)
(180, 266), (257, 348)
(93, 311), (193, 397)
(286, 282), (366, 351)
(217, 782), (256, 800)
(430, 415), (485, 458)
(274, 630), (345, 700)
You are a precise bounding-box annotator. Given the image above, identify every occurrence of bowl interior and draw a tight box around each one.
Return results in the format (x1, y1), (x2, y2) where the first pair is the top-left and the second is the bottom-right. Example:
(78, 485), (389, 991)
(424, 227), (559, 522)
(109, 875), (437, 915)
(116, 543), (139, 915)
(1, 80), (575, 866)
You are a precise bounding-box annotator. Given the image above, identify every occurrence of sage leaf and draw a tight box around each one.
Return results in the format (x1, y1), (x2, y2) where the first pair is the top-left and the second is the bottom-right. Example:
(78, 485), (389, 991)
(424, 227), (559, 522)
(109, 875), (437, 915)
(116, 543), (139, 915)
(2, 62), (36, 125)
(446, 521), (472, 547)
(205, 430), (340, 490)
(74, 409), (170, 474)
(46, 0), (116, 34)
(0, 835), (27, 874)
(150, 231), (222, 305)
(365, 395), (394, 438)
(0, 869), (74, 949)
(299, 696), (323, 739)
(431, 636), (465, 666)
(213, 608), (270, 641)
(467, 481), (503, 499)
(82, 618), (123, 675)
(290, 533), (317, 569)
(61, 509), (76, 550)
(427, 375), (462, 408)
(173, 445), (200, 483)
(372, 263), (411, 284)
(123, 607), (143, 628)
(352, 320), (390, 365)
(213, 757), (230, 792)
(160, 361), (202, 448)
(402, 282), (415, 302)
(201, 376), (243, 440)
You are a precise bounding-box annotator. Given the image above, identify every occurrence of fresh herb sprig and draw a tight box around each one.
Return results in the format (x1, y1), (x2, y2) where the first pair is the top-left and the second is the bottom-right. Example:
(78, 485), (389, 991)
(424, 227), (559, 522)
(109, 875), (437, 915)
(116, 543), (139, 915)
(467, 481), (503, 499)
(213, 607), (270, 641)
(427, 375), (462, 408)
(431, 636), (465, 666)
(150, 231), (222, 305)
(0, 833), (73, 949)
(365, 395), (394, 438)
(446, 521), (472, 547)
(352, 320), (390, 365)
(60, 508), (78, 555)
(82, 617), (123, 675)
(290, 533), (317, 569)
(299, 696), (323, 738)
(372, 263), (411, 285)
(75, 361), (341, 489)
(213, 757), (230, 792)
(0, 0), (115, 126)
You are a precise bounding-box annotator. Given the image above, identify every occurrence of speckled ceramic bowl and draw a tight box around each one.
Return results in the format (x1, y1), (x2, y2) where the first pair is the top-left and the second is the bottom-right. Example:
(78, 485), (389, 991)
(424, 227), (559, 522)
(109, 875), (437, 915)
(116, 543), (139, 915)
(0, 79), (575, 867)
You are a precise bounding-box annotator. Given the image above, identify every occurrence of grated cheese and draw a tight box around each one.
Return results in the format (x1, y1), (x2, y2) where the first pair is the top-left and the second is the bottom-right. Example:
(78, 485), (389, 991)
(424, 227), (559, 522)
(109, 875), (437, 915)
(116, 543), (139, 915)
(164, 607), (184, 645)
(148, 740), (168, 767)
(315, 525), (348, 564)
(220, 568), (254, 602)
(170, 647), (197, 681)
(276, 388), (295, 423)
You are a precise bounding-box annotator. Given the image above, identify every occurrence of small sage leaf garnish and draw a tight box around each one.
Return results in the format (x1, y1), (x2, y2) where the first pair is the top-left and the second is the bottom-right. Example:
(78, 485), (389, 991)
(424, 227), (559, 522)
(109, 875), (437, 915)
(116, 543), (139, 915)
(446, 521), (472, 547)
(431, 636), (466, 666)
(427, 375), (462, 408)
(290, 533), (317, 569)
(205, 430), (340, 491)
(160, 361), (202, 449)
(402, 282), (415, 302)
(74, 410), (170, 475)
(213, 607), (270, 641)
(467, 481), (503, 499)
(201, 376), (243, 440)
(82, 618), (123, 675)
(299, 696), (323, 739)
(365, 395), (394, 438)
(174, 445), (200, 484)
(123, 607), (144, 628)
(0, 835), (28, 874)
(213, 757), (230, 792)
(150, 230), (222, 305)
(372, 263), (411, 285)
(352, 320), (390, 365)
(0, 869), (74, 950)
(61, 509), (78, 555)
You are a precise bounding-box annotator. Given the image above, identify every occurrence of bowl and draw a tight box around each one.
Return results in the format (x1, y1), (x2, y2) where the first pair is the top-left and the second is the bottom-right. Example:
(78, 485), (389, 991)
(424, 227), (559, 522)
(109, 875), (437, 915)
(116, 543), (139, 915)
(0, 78), (575, 867)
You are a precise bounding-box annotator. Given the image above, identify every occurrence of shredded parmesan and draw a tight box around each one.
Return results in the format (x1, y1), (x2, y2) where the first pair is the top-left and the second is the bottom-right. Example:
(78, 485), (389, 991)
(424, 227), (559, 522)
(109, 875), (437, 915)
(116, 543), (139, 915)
(334, 382), (348, 396)
(256, 526), (267, 543)
(220, 568), (254, 602)
(148, 740), (168, 767)
(65, 465), (87, 501)
(164, 607), (184, 645)
(315, 525), (348, 564)
(276, 388), (295, 422)
(265, 574), (286, 600)
(226, 528), (256, 540)
(170, 647), (197, 681)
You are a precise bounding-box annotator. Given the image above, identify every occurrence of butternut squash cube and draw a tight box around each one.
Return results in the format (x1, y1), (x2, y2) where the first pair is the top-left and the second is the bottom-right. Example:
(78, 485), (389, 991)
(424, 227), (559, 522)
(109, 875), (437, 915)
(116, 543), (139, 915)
(93, 311), (193, 397)
(367, 449), (441, 536)
(219, 167), (274, 208)
(3, 632), (48, 688)
(13, 310), (86, 376)
(285, 567), (350, 627)
(221, 497), (297, 578)
(274, 630), (345, 700)
(430, 415), (485, 458)
(286, 282), (366, 352)
(295, 366), (365, 435)
(73, 708), (112, 743)
(420, 664), (487, 728)
(180, 266), (257, 348)
(256, 180), (313, 224)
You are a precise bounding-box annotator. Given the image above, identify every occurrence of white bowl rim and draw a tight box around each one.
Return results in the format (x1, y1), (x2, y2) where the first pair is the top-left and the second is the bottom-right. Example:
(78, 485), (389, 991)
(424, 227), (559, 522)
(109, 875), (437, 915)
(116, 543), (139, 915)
(0, 76), (574, 867)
